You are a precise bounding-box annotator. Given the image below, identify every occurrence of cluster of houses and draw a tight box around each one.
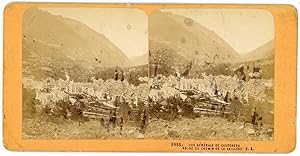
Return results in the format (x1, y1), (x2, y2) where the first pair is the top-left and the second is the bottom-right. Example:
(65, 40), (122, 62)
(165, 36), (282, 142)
(149, 73), (273, 104)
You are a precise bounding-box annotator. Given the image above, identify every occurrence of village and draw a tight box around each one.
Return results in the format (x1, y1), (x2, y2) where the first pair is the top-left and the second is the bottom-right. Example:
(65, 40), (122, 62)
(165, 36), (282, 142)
(22, 61), (274, 140)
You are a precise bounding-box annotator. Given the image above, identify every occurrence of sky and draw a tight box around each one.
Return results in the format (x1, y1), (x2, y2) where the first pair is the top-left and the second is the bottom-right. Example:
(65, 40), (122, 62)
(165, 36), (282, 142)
(162, 8), (274, 54)
(41, 8), (148, 57)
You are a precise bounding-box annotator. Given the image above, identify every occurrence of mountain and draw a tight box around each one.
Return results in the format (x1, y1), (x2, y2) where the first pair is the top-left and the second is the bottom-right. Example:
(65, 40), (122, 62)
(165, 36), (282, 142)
(23, 8), (131, 80)
(149, 11), (241, 68)
(241, 40), (274, 61)
(129, 54), (148, 66)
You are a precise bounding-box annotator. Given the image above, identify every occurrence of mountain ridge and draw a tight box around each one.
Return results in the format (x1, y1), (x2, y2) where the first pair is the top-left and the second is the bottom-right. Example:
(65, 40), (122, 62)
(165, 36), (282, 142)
(241, 40), (274, 61)
(23, 8), (132, 81)
(23, 8), (131, 69)
(149, 11), (241, 67)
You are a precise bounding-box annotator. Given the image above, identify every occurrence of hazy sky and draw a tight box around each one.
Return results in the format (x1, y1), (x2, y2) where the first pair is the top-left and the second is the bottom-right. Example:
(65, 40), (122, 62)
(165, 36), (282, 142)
(41, 8), (148, 57)
(162, 9), (274, 54)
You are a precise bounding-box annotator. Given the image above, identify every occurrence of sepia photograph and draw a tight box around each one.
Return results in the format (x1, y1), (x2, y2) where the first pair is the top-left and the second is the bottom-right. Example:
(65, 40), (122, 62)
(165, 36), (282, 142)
(148, 9), (274, 140)
(22, 7), (274, 140)
(22, 7), (149, 139)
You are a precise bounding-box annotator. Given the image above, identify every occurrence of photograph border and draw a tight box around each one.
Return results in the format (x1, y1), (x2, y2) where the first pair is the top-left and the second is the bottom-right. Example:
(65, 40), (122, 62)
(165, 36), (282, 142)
(3, 3), (297, 152)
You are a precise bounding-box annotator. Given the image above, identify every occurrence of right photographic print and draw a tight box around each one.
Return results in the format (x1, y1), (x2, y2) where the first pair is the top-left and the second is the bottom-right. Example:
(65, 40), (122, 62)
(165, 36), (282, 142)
(148, 8), (274, 140)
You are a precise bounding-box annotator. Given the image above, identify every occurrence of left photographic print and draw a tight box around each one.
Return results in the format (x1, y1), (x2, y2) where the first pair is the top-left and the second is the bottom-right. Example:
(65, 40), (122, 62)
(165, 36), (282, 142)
(22, 7), (149, 139)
